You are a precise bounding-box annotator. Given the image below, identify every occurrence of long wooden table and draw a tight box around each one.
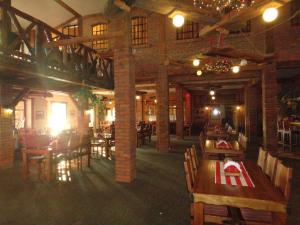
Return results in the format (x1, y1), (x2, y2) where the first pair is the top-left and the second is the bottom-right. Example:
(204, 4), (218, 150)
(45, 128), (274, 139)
(203, 139), (245, 160)
(193, 160), (287, 225)
(206, 130), (230, 140)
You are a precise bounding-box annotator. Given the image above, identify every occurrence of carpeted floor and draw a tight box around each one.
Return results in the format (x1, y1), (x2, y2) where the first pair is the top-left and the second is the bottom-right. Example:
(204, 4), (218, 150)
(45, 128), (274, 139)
(0, 136), (299, 225)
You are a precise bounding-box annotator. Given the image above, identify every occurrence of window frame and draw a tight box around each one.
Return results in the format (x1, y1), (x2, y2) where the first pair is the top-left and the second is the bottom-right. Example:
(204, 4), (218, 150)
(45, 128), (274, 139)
(176, 20), (199, 40)
(91, 23), (109, 51)
(131, 16), (148, 47)
(62, 24), (79, 37)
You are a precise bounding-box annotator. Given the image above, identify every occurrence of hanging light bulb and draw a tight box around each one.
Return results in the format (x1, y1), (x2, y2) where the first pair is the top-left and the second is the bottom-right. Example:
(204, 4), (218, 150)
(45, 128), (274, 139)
(209, 90), (215, 96)
(212, 96), (216, 100)
(172, 14), (185, 27)
(196, 70), (202, 76)
(240, 59), (248, 66)
(136, 95), (141, 100)
(263, 7), (278, 23)
(193, 59), (200, 67)
(231, 66), (240, 74)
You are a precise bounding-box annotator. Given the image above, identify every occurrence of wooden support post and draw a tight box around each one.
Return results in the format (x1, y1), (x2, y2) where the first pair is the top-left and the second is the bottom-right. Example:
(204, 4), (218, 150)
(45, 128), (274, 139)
(156, 14), (170, 152)
(113, 14), (136, 183)
(244, 84), (258, 143)
(0, 0), (11, 50)
(35, 24), (45, 60)
(176, 84), (184, 140)
(262, 64), (278, 150)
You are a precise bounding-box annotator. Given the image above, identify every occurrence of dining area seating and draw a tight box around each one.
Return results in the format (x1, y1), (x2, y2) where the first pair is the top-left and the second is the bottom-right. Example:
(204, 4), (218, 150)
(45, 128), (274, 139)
(182, 144), (293, 225)
(22, 130), (91, 182)
(277, 118), (300, 151)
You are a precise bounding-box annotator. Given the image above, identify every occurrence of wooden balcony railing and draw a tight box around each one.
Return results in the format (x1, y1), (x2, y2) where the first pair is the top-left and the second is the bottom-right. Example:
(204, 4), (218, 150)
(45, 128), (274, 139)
(0, 2), (114, 90)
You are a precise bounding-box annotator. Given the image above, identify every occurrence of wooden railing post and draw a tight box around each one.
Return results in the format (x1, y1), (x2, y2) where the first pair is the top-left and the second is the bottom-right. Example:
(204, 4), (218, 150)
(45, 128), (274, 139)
(35, 24), (45, 62)
(0, 0), (11, 50)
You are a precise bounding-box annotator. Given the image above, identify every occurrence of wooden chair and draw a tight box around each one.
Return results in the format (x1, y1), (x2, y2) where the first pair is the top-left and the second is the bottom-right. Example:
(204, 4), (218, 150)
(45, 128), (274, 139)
(238, 133), (248, 150)
(240, 161), (293, 225)
(183, 160), (231, 225)
(199, 132), (205, 153)
(191, 145), (199, 168)
(257, 147), (268, 171)
(274, 161), (293, 200)
(184, 150), (196, 183)
(277, 120), (284, 145)
(263, 153), (278, 181)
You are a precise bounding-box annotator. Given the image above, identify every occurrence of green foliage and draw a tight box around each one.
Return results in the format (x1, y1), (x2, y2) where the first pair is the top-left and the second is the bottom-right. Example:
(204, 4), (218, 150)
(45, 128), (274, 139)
(74, 87), (106, 119)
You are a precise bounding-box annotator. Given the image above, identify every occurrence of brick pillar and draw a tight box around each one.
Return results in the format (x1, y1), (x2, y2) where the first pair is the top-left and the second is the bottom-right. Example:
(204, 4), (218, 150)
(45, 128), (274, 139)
(184, 91), (192, 125)
(176, 85), (184, 140)
(156, 66), (170, 152)
(244, 84), (258, 143)
(262, 65), (278, 150)
(0, 108), (14, 169)
(113, 15), (136, 182)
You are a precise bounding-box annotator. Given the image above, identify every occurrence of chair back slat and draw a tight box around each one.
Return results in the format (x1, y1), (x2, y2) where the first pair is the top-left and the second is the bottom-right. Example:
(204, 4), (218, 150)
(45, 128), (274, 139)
(257, 147), (268, 171)
(274, 162), (293, 200)
(199, 132), (205, 152)
(183, 161), (193, 193)
(263, 153), (278, 181)
(184, 150), (195, 183)
(191, 145), (199, 168)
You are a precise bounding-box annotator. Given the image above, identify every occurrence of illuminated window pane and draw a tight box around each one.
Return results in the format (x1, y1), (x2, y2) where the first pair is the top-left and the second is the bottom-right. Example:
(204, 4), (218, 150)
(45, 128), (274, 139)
(176, 20), (199, 40)
(92, 23), (108, 51)
(131, 17), (148, 46)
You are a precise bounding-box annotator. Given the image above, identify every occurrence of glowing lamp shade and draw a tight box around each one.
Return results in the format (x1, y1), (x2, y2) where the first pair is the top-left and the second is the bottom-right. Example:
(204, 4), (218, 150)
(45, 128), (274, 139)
(193, 59), (200, 67)
(213, 108), (220, 116)
(211, 96), (216, 100)
(172, 14), (185, 27)
(205, 107), (209, 110)
(209, 90), (215, 96)
(136, 95), (141, 100)
(196, 70), (202, 76)
(263, 8), (278, 23)
(154, 99), (157, 103)
(231, 66), (240, 74)
(236, 106), (241, 110)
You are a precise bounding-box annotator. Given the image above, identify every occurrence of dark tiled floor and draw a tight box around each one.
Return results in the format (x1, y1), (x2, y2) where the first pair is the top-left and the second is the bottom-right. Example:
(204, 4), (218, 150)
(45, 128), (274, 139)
(0, 136), (299, 225)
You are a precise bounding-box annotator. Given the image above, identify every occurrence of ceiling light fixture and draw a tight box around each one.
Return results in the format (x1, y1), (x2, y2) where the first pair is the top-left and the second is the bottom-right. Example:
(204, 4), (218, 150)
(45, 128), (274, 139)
(209, 90), (215, 96)
(172, 14), (185, 27)
(263, 7), (278, 23)
(231, 66), (240, 74)
(196, 70), (202, 76)
(193, 59), (200, 67)
(212, 96), (216, 100)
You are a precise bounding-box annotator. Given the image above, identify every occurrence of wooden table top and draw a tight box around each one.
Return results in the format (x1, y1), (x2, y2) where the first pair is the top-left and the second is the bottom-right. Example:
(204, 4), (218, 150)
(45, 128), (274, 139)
(204, 140), (243, 155)
(193, 160), (286, 213)
(290, 122), (300, 127)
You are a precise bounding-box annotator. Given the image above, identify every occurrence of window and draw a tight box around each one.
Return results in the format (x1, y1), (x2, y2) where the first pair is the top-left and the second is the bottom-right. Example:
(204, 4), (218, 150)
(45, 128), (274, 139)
(176, 21), (199, 40)
(291, 0), (300, 26)
(229, 20), (251, 34)
(62, 25), (78, 37)
(92, 23), (109, 50)
(131, 17), (148, 46)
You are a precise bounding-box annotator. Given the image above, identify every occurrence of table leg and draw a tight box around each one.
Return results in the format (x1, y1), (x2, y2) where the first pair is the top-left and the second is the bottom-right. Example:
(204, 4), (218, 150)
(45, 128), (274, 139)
(272, 212), (287, 225)
(192, 202), (204, 225)
(22, 149), (28, 180)
(105, 139), (109, 159)
(87, 145), (91, 167)
(45, 152), (52, 182)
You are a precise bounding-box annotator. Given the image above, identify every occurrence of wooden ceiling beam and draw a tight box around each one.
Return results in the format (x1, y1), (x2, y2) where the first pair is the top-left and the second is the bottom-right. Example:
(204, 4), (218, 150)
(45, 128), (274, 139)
(199, 0), (291, 36)
(114, 0), (131, 12)
(53, 0), (81, 17)
(55, 16), (78, 29)
(133, 0), (219, 24)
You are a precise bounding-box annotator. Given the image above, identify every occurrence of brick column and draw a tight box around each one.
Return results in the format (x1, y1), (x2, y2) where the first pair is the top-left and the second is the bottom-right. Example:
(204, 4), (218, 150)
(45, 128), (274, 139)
(0, 108), (14, 169)
(156, 66), (170, 152)
(244, 84), (258, 143)
(113, 15), (136, 182)
(176, 84), (184, 140)
(262, 65), (278, 150)
(184, 91), (192, 125)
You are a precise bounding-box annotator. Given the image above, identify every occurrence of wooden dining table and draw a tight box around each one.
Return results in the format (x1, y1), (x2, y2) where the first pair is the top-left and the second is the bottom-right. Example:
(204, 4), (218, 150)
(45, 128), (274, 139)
(91, 133), (113, 159)
(203, 139), (245, 160)
(192, 160), (287, 225)
(22, 145), (91, 182)
(206, 129), (230, 140)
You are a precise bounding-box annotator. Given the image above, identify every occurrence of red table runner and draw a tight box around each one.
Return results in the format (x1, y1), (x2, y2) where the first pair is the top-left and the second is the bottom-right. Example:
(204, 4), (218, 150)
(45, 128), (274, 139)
(215, 161), (255, 188)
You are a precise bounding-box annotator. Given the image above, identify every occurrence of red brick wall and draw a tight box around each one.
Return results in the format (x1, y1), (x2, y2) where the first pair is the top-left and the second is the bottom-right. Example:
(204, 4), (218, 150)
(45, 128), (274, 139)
(0, 108), (14, 169)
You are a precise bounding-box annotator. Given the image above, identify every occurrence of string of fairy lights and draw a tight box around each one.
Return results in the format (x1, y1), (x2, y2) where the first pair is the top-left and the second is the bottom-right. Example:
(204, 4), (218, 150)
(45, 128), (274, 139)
(193, 0), (255, 13)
